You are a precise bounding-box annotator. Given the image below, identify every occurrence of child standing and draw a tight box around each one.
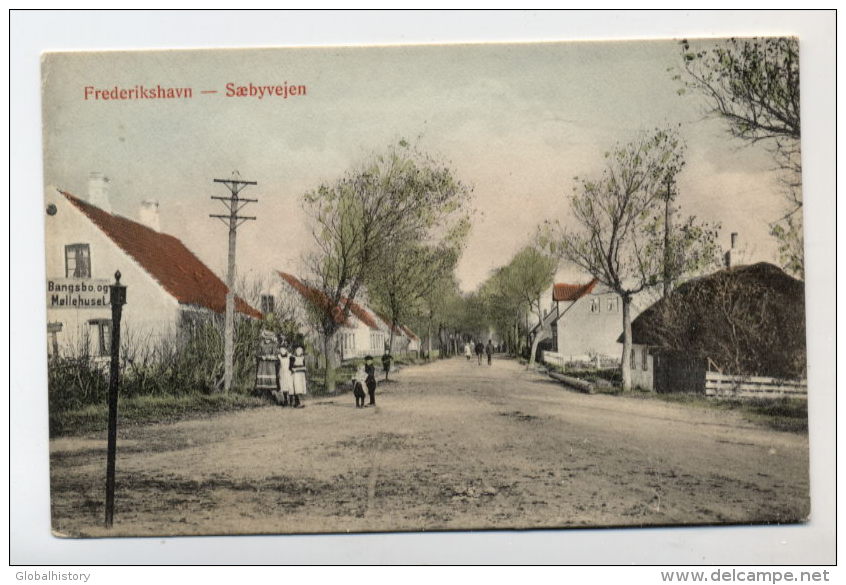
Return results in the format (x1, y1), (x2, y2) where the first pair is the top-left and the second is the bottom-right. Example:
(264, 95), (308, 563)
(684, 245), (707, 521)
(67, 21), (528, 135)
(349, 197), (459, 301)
(365, 355), (378, 406)
(289, 346), (307, 408)
(353, 364), (367, 409)
(275, 337), (293, 407)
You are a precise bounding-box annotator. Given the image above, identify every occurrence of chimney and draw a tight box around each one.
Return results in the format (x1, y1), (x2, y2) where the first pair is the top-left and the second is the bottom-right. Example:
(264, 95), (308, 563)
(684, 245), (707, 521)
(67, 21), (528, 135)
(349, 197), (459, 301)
(87, 172), (111, 212)
(138, 199), (161, 231)
(725, 232), (739, 268)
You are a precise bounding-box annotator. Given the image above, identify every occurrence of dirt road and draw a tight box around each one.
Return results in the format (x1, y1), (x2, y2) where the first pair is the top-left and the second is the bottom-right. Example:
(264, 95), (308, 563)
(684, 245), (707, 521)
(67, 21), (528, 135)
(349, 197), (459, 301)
(50, 357), (809, 537)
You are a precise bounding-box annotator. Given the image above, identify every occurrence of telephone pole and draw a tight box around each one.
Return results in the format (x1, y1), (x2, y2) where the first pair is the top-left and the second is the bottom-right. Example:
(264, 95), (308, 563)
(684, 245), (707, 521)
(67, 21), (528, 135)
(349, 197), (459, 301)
(210, 171), (257, 392)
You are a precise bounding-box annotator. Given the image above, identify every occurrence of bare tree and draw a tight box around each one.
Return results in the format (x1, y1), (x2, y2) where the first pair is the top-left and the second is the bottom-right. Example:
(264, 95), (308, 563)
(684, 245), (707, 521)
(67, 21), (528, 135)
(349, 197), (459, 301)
(677, 37), (803, 276)
(550, 128), (711, 390)
(302, 141), (472, 391)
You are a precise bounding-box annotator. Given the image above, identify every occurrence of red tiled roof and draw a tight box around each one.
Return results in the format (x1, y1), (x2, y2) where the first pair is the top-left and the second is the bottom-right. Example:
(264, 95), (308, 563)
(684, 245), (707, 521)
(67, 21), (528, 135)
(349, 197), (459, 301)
(552, 278), (598, 302)
(62, 191), (261, 319)
(399, 324), (419, 341)
(277, 271), (349, 327)
(340, 297), (380, 330)
(373, 310), (404, 335)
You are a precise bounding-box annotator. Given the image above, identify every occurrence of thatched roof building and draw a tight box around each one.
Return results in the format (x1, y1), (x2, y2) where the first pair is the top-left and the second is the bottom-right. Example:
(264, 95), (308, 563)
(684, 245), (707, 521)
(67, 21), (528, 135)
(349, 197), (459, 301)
(622, 263), (805, 380)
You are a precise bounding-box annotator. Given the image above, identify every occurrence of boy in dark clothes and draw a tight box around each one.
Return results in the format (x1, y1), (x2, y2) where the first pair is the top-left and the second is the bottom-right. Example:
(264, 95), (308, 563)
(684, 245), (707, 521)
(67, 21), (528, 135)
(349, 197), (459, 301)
(353, 364), (367, 408)
(365, 355), (378, 406)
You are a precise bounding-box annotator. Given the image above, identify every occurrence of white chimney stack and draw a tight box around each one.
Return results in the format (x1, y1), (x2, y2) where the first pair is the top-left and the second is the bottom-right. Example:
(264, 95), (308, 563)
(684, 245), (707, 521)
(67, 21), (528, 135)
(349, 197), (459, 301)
(87, 172), (111, 212)
(139, 199), (161, 231)
(725, 232), (740, 268)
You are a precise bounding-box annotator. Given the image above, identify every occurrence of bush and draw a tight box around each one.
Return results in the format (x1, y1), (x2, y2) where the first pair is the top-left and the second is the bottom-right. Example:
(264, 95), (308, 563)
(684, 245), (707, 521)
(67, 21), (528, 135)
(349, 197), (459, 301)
(49, 317), (266, 413)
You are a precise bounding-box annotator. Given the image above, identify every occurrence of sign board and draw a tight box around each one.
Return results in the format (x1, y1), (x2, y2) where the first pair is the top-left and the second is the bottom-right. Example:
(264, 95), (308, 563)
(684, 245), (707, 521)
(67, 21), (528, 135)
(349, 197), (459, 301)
(46, 278), (110, 309)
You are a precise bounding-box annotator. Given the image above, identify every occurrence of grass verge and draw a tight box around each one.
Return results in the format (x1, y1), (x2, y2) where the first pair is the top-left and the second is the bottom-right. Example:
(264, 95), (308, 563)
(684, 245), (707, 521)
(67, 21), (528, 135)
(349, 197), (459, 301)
(627, 392), (807, 433)
(50, 393), (267, 438)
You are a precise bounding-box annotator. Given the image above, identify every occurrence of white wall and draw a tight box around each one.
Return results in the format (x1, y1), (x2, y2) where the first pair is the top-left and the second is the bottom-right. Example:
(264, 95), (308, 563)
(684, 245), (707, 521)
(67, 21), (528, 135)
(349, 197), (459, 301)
(556, 289), (632, 361)
(45, 187), (180, 357)
(629, 344), (654, 391)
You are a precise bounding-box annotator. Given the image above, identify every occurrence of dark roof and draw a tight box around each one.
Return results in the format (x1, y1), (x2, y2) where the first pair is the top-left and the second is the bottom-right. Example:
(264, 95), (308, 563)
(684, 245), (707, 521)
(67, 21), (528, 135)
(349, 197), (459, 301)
(620, 262), (805, 378)
(62, 191), (261, 319)
(553, 278), (598, 302)
(623, 263), (803, 345)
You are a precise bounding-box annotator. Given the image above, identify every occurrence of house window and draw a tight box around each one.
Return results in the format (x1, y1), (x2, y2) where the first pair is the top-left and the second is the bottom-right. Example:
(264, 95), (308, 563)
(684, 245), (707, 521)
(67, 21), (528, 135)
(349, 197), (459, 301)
(89, 319), (111, 356)
(642, 347), (648, 370)
(590, 298), (600, 314)
(65, 244), (91, 278)
(607, 297), (619, 313)
(631, 348), (637, 369)
(260, 294), (275, 315)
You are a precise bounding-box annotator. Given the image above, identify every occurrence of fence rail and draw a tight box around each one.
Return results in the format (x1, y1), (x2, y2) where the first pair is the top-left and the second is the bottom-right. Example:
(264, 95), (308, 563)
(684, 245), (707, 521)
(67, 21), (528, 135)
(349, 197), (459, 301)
(704, 372), (807, 399)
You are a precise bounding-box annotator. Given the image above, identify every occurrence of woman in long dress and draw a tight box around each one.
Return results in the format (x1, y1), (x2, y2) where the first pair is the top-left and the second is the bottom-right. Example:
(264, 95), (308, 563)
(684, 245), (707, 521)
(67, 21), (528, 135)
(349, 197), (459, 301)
(289, 346), (307, 408)
(275, 336), (294, 407)
(255, 330), (279, 399)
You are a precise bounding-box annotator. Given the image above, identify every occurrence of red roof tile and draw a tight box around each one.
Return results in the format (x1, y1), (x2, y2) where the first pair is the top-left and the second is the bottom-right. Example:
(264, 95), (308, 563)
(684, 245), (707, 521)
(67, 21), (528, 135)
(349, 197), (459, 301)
(277, 271), (346, 326)
(399, 324), (419, 341)
(340, 297), (380, 330)
(552, 278), (598, 302)
(62, 191), (261, 319)
(373, 310), (404, 335)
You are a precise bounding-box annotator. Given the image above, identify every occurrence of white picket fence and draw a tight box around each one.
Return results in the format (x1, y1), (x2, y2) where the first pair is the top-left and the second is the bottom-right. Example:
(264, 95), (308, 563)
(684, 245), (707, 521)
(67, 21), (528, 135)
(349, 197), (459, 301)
(704, 372), (807, 399)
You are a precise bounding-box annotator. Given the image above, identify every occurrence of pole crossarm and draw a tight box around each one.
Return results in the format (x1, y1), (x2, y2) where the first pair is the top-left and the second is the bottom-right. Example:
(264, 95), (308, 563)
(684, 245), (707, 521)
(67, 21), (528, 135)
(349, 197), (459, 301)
(209, 175), (258, 392)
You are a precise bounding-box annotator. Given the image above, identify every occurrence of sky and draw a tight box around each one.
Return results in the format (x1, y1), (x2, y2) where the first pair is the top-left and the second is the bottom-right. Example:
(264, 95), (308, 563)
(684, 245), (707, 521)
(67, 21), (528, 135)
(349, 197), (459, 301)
(42, 39), (788, 292)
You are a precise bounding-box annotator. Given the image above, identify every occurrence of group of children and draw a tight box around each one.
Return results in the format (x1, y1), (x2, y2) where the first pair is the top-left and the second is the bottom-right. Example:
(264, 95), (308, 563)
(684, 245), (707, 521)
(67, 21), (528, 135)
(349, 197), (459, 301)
(352, 356), (378, 408)
(255, 329), (393, 410)
(255, 330), (308, 408)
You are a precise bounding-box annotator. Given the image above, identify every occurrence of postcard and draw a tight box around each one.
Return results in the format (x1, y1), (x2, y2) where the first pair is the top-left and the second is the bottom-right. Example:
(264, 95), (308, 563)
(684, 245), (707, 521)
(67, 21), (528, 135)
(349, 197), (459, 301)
(42, 38), (808, 537)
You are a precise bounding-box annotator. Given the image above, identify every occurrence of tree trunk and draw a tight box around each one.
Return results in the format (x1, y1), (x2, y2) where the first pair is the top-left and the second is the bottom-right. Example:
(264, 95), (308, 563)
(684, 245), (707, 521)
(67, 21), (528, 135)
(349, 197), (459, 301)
(528, 326), (549, 367)
(427, 319), (432, 360)
(322, 332), (338, 393)
(620, 295), (633, 391)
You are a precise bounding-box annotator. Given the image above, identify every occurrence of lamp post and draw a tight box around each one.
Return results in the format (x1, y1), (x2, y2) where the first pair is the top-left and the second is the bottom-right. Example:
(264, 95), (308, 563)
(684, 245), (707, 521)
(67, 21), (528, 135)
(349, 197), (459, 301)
(105, 270), (127, 528)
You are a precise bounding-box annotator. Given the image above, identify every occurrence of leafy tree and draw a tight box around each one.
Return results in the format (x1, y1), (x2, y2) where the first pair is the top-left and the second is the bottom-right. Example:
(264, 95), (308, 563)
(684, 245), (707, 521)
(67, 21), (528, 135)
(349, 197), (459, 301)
(677, 37), (803, 276)
(549, 128), (717, 390)
(502, 246), (557, 365)
(302, 141), (471, 391)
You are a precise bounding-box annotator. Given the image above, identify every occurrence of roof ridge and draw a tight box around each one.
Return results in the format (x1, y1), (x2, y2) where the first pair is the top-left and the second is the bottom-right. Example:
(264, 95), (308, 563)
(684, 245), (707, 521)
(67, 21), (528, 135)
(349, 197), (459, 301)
(60, 190), (261, 318)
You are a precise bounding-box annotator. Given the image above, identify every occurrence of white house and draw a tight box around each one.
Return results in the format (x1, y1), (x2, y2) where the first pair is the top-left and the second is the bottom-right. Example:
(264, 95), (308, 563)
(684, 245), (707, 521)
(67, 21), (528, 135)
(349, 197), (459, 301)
(270, 272), (388, 360)
(537, 278), (640, 368)
(44, 180), (261, 359)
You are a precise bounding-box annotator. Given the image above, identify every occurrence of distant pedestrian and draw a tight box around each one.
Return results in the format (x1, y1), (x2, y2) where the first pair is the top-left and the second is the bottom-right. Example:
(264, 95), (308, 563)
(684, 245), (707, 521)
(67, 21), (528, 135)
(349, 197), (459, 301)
(366, 355), (378, 406)
(353, 364), (367, 408)
(464, 342), (472, 361)
(486, 339), (494, 366)
(475, 341), (484, 365)
(255, 329), (279, 399)
(289, 346), (307, 408)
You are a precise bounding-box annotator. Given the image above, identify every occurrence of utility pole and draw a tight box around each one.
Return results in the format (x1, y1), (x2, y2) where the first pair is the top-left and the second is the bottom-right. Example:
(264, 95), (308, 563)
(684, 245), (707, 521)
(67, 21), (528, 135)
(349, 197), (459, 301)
(210, 171), (257, 392)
